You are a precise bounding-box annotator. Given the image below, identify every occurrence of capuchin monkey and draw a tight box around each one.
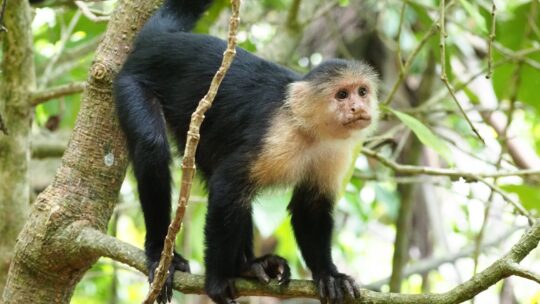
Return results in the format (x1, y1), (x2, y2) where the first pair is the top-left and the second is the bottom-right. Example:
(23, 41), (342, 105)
(114, 0), (379, 303)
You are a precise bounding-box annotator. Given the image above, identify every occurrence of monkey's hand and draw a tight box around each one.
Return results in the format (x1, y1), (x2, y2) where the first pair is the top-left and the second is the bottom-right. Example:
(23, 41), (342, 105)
(240, 254), (291, 285)
(147, 252), (190, 304)
(314, 271), (361, 304)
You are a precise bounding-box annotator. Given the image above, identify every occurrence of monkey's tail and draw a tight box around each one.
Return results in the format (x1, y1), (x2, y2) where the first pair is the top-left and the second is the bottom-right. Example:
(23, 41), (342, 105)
(150, 0), (214, 32)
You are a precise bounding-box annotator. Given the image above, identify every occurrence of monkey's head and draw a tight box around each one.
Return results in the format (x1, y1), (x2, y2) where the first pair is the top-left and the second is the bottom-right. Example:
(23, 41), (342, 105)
(287, 59), (379, 140)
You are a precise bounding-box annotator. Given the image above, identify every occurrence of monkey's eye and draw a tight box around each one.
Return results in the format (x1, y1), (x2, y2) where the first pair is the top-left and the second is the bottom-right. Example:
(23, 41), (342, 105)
(336, 90), (349, 100)
(358, 87), (368, 97)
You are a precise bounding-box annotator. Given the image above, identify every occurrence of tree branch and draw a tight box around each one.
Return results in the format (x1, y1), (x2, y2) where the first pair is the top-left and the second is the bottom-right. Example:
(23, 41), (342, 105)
(31, 81), (86, 106)
(506, 262), (540, 285)
(77, 221), (540, 303)
(362, 148), (535, 222)
(361, 148), (540, 179)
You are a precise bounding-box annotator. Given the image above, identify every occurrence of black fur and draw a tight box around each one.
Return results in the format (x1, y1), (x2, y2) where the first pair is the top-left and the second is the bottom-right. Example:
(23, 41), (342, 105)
(114, 1), (358, 303)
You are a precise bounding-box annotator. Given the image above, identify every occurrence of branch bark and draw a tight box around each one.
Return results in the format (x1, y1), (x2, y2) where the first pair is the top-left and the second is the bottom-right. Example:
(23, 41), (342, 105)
(77, 221), (540, 303)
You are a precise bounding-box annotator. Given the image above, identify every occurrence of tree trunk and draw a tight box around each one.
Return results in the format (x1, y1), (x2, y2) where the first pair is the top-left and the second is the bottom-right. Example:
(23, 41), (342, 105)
(1, 0), (160, 302)
(0, 0), (35, 292)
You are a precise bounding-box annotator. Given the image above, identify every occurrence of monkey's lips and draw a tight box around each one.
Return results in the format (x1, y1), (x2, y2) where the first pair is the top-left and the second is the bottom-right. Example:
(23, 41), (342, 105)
(344, 115), (371, 129)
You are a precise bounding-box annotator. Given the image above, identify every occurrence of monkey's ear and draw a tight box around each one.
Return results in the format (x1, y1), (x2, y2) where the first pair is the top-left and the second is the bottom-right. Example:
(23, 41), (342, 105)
(288, 81), (311, 102)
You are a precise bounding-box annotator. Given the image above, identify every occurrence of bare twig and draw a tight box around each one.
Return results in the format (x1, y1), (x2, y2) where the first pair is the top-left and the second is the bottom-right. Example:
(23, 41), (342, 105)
(75, 1), (110, 22)
(31, 82), (86, 106)
(476, 177), (533, 224)
(439, 0), (485, 144)
(362, 148), (540, 179)
(395, 0), (407, 71)
(486, 2), (496, 79)
(362, 148), (536, 222)
(38, 10), (82, 88)
(382, 0), (456, 107)
(143, 1), (242, 303)
(366, 226), (523, 290)
(506, 262), (540, 285)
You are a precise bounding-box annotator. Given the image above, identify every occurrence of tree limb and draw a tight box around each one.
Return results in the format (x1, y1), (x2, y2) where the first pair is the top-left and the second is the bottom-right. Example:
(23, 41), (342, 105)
(31, 81), (86, 106)
(77, 221), (540, 303)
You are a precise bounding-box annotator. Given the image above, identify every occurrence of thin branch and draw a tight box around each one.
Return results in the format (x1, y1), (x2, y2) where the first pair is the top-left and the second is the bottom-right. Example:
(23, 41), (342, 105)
(144, 1), (242, 303)
(382, 0), (456, 107)
(75, 1), (110, 22)
(366, 227), (523, 290)
(77, 221), (540, 303)
(395, 0), (407, 71)
(486, 2), (496, 79)
(438, 0), (485, 144)
(31, 82), (86, 106)
(362, 148), (535, 221)
(38, 10), (82, 89)
(362, 148), (540, 179)
(476, 177), (533, 224)
(506, 262), (540, 285)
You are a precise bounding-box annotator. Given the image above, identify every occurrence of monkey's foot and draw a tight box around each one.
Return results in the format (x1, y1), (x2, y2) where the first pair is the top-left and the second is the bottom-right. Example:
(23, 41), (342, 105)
(205, 276), (238, 304)
(314, 272), (360, 304)
(241, 254), (291, 285)
(148, 252), (190, 304)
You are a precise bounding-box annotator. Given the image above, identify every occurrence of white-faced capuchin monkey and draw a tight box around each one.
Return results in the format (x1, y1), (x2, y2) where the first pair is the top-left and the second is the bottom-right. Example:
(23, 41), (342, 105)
(114, 0), (379, 303)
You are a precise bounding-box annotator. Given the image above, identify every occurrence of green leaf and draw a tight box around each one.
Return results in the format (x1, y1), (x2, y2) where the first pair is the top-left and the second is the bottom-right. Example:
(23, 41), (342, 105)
(339, 0), (350, 7)
(500, 184), (540, 212)
(389, 108), (454, 165)
(492, 2), (540, 112)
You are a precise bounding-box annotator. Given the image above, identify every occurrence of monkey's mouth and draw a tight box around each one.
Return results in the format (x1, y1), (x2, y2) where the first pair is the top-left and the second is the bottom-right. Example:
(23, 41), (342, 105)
(344, 115), (371, 128)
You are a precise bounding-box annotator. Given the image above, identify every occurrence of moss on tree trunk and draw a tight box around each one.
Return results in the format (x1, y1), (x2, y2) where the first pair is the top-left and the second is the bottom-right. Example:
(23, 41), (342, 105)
(0, 0), (34, 293)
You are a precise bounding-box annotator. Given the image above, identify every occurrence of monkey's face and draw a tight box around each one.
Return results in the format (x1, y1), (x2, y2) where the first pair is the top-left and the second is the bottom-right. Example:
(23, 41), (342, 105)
(287, 76), (379, 140)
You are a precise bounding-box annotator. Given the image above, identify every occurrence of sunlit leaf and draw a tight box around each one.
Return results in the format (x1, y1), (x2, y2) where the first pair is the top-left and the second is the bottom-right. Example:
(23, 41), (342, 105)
(389, 108), (454, 165)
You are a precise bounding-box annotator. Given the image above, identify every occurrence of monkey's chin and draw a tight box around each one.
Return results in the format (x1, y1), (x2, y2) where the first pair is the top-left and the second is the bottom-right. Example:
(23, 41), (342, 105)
(343, 117), (371, 130)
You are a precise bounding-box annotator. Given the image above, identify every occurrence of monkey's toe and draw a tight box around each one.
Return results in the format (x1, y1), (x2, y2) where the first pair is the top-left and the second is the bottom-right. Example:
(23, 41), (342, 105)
(316, 272), (360, 304)
(241, 254), (291, 285)
(205, 277), (238, 304)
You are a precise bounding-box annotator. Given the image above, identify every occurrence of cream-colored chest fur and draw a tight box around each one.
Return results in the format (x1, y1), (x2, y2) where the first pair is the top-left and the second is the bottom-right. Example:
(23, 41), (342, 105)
(251, 115), (353, 192)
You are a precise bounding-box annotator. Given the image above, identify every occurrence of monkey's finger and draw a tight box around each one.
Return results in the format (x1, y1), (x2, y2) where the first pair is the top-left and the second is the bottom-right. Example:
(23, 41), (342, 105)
(227, 279), (238, 300)
(326, 277), (337, 301)
(278, 262), (291, 285)
(342, 279), (355, 298)
(346, 276), (361, 298)
(253, 263), (270, 283)
(318, 278), (327, 300)
(334, 280), (344, 304)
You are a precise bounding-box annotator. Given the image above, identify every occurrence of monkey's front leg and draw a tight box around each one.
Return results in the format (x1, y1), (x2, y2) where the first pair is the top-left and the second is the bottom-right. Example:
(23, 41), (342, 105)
(289, 184), (361, 304)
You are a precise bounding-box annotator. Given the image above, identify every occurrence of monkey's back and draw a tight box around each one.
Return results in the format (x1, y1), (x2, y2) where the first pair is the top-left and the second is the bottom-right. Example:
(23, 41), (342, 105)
(119, 30), (300, 179)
